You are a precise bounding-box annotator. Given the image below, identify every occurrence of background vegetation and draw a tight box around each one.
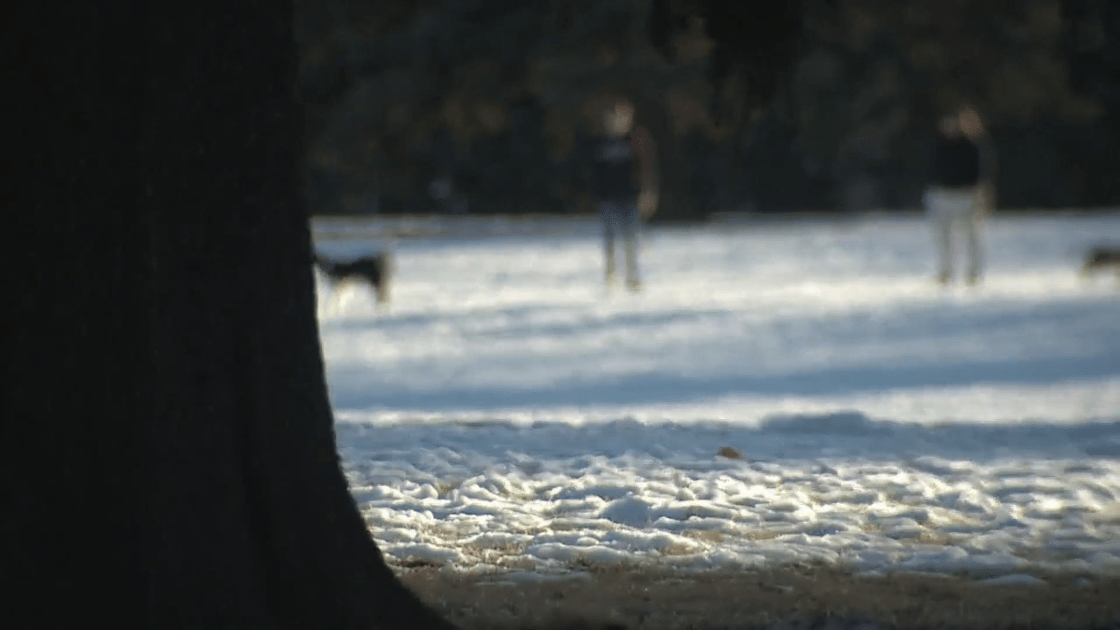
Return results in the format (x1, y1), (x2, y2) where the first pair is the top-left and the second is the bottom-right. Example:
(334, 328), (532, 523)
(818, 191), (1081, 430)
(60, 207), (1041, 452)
(295, 0), (1120, 220)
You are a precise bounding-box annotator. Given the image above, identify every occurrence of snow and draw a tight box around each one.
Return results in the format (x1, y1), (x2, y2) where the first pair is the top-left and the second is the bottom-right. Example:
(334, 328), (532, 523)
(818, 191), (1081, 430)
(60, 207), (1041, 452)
(312, 211), (1120, 581)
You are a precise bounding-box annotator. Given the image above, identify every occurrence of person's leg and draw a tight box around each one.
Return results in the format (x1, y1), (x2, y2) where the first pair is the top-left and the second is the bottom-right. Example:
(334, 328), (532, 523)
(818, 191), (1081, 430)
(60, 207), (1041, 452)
(601, 201), (618, 285)
(963, 189), (983, 285)
(925, 188), (953, 284)
(622, 201), (641, 290)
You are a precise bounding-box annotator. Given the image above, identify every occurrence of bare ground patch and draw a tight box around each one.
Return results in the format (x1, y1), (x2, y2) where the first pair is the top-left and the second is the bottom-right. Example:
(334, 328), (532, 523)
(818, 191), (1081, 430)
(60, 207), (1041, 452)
(399, 564), (1120, 630)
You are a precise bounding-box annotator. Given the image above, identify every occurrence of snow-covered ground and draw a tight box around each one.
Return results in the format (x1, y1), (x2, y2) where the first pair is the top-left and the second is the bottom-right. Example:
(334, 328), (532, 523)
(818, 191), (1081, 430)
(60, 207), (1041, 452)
(313, 211), (1120, 581)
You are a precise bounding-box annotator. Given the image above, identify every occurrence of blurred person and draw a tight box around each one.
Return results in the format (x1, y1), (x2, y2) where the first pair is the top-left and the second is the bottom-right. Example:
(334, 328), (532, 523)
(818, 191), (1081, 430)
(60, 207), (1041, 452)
(923, 104), (995, 286)
(589, 98), (659, 292)
(958, 104), (998, 215)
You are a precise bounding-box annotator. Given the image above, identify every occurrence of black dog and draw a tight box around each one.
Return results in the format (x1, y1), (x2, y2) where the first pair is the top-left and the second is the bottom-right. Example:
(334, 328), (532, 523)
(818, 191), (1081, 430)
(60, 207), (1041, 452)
(1081, 246), (1120, 281)
(312, 250), (392, 306)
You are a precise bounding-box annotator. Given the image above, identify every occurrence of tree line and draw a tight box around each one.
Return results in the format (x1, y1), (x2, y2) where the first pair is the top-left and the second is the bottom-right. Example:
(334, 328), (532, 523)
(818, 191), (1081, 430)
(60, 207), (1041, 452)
(298, 0), (1120, 219)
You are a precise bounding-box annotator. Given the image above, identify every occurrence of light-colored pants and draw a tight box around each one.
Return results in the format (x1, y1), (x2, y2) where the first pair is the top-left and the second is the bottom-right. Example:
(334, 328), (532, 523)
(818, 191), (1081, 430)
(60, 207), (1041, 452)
(600, 200), (640, 285)
(923, 185), (983, 282)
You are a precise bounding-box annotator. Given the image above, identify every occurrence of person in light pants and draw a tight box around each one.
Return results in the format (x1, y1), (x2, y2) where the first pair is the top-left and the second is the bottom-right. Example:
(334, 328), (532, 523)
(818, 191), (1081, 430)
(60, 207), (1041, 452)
(924, 185), (983, 285)
(923, 105), (996, 286)
(589, 98), (659, 292)
(600, 199), (642, 289)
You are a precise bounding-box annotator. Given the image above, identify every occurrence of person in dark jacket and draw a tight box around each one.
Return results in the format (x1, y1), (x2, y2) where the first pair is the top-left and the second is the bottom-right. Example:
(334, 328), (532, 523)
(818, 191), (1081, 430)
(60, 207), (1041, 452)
(588, 98), (658, 292)
(923, 105), (996, 286)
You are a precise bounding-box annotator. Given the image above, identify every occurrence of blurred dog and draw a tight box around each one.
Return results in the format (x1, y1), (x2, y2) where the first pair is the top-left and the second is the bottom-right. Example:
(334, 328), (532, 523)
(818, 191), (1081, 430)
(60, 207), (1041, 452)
(313, 250), (392, 306)
(1081, 246), (1120, 281)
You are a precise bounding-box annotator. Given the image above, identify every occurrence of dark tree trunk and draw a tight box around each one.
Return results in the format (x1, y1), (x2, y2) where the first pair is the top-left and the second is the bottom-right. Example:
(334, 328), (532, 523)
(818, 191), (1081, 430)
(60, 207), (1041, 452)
(11, 4), (456, 629)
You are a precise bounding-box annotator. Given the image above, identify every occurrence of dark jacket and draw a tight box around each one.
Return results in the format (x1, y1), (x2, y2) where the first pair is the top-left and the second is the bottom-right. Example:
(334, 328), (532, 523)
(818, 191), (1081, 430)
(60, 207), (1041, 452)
(929, 135), (981, 188)
(590, 133), (639, 202)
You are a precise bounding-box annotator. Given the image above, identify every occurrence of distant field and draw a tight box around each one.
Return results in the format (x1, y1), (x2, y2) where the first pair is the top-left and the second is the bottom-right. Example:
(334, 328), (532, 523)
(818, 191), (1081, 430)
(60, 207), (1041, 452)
(311, 211), (1120, 628)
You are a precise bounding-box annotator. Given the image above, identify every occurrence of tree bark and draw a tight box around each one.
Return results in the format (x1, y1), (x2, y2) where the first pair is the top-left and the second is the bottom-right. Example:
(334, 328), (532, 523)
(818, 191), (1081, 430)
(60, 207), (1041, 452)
(10, 4), (456, 628)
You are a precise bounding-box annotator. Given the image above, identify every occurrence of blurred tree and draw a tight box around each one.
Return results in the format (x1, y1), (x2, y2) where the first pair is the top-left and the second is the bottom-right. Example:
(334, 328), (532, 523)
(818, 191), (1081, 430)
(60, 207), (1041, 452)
(11, 3), (456, 628)
(296, 0), (1120, 217)
(1056, 0), (1120, 205)
(297, 0), (735, 219)
(1061, 0), (1120, 121)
